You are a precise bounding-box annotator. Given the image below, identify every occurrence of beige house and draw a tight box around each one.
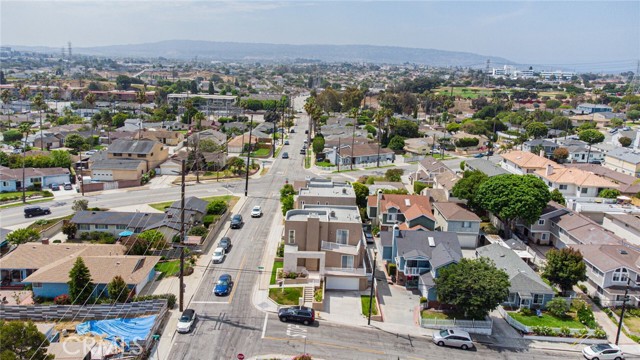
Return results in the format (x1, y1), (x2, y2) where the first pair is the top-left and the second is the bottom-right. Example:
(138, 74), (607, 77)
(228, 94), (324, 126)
(283, 205), (369, 290)
(534, 165), (618, 199)
(604, 148), (640, 178)
(296, 178), (356, 208)
(107, 139), (169, 171)
(135, 130), (185, 146)
(501, 150), (561, 175)
(90, 159), (146, 181)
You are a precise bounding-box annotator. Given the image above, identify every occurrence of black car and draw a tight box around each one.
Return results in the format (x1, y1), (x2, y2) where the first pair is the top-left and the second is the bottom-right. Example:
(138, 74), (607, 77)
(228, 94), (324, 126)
(230, 214), (243, 229)
(282, 152), (289, 159)
(299, 149), (306, 155)
(278, 306), (315, 325)
(24, 206), (51, 218)
(219, 237), (231, 253)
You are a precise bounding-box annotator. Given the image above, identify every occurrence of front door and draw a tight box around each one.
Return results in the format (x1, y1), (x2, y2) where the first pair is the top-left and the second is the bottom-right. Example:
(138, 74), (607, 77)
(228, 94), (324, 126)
(520, 298), (531, 309)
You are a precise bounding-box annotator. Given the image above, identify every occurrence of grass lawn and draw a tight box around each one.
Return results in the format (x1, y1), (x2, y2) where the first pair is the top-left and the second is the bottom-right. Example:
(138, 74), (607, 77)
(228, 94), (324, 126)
(270, 261), (283, 285)
(0, 198), (50, 209)
(361, 295), (378, 316)
(274, 146), (282, 158)
(149, 195), (237, 212)
(155, 260), (181, 276)
(624, 316), (640, 335)
(0, 191), (40, 201)
(420, 309), (480, 320)
(29, 214), (74, 233)
(316, 161), (333, 167)
(510, 311), (585, 329)
(242, 148), (271, 157)
(269, 287), (302, 305)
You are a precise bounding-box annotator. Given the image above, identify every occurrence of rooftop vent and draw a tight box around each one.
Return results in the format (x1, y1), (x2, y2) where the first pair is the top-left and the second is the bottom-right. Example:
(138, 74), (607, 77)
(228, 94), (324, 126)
(405, 199), (411, 206)
(620, 250), (629, 255)
(330, 210), (336, 217)
(428, 237), (435, 247)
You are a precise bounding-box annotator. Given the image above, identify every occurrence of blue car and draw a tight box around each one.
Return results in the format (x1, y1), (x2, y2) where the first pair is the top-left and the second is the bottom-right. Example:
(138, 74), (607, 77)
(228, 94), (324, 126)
(214, 274), (233, 296)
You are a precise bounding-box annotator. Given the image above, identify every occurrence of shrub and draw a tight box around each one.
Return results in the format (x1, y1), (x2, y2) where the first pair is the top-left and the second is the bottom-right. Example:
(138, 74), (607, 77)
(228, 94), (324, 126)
(387, 263), (397, 276)
(576, 301), (597, 328)
(314, 289), (323, 302)
(413, 182), (428, 194)
(454, 137), (479, 148)
(188, 226), (208, 237)
(532, 326), (556, 336)
(202, 215), (215, 227)
(420, 297), (428, 304)
(385, 169), (404, 182)
(559, 327), (571, 337)
(292, 355), (312, 360)
(206, 200), (228, 215)
(372, 226), (380, 237)
(276, 242), (285, 257)
(52, 240), (61, 243)
(480, 223), (499, 235)
(594, 328), (607, 339)
(41, 190), (53, 197)
(578, 284), (588, 294)
(53, 294), (71, 305)
(519, 308), (533, 316)
(547, 297), (569, 318)
(133, 293), (177, 309)
(578, 328), (589, 337)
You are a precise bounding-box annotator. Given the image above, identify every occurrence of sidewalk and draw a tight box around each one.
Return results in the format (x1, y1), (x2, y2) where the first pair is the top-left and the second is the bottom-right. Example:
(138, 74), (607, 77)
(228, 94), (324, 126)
(150, 195), (248, 360)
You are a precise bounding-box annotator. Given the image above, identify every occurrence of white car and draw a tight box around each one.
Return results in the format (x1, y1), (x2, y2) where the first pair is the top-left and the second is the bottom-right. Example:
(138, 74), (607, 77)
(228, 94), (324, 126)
(176, 309), (196, 333)
(211, 247), (226, 264)
(582, 344), (624, 360)
(251, 205), (262, 218)
(432, 329), (474, 350)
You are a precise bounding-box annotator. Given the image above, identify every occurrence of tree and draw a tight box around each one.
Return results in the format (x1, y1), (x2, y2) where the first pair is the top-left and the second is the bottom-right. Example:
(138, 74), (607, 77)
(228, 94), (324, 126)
(137, 230), (167, 250)
(476, 174), (551, 235)
(2, 130), (22, 142)
(546, 297), (570, 318)
(0, 320), (54, 360)
(579, 129), (605, 162)
(451, 170), (488, 212)
(6, 228), (40, 245)
(610, 118), (624, 128)
(550, 189), (566, 206)
(206, 199), (228, 215)
(552, 147), (569, 163)
(543, 248), (587, 295)
(388, 135), (406, 152)
(445, 122), (460, 133)
(435, 257), (510, 319)
(393, 120), (419, 138)
(68, 257), (94, 304)
(107, 275), (130, 303)
(599, 188), (620, 199)
(32, 94), (48, 151)
(619, 136), (632, 147)
(281, 195), (294, 216)
(198, 139), (222, 153)
(526, 121), (548, 139)
(62, 223), (77, 240)
(385, 168), (404, 182)
(550, 116), (572, 131)
(545, 99), (562, 109)
(351, 182), (369, 209)
(207, 81), (215, 95)
(226, 156), (245, 175)
(341, 86), (364, 111)
(627, 109), (640, 123)
(312, 135), (325, 154)
(280, 184), (295, 201)
(72, 199), (89, 211)
(64, 133), (86, 152)
(116, 75), (132, 90)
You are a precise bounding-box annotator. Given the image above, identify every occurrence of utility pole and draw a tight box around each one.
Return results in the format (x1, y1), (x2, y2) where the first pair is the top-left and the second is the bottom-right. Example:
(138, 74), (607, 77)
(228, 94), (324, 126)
(351, 108), (358, 170)
(337, 138), (341, 172)
(245, 114), (253, 197)
(21, 136), (26, 203)
(368, 249), (378, 325)
(179, 159), (186, 312)
(616, 277), (631, 345)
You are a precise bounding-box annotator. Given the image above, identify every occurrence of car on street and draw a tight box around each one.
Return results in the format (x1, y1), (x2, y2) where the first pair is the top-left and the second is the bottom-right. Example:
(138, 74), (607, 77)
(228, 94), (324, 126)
(211, 247), (226, 264)
(251, 205), (263, 218)
(582, 344), (624, 360)
(24, 206), (51, 218)
(364, 230), (374, 244)
(219, 237), (231, 253)
(473, 153), (484, 158)
(49, 183), (60, 191)
(290, 129), (295, 133)
(63, 182), (73, 190)
(282, 152), (289, 159)
(278, 306), (315, 325)
(230, 214), (243, 229)
(432, 329), (474, 350)
(213, 274), (233, 296)
(304, 130), (309, 134)
(299, 149), (306, 155)
(176, 309), (196, 333)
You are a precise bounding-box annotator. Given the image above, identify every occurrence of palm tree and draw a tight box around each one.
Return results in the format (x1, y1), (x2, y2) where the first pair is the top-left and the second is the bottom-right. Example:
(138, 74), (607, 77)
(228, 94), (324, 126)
(19, 86), (30, 114)
(1, 89), (11, 125)
(348, 107), (359, 170)
(100, 110), (113, 144)
(32, 94), (47, 150)
(193, 111), (205, 132)
(374, 108), (392, 167)
(84, 93), (97, 139)
(18, 122), (32, 203)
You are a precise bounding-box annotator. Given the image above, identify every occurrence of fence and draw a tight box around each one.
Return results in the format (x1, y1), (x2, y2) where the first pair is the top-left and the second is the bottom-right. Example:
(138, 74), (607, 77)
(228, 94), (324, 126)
(498, 306), (596, 336)
(128, 301), (169, 356)
(40, 219), (65, 239)
(0, 299), (167, 321)
(420, 317), (493, 330)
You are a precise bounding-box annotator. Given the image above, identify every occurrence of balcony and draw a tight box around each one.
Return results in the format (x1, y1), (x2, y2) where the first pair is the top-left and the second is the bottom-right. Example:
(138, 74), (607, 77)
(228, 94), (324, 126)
(325, 267), (366, 276)
(404, 267), (430, 276)
(321, 241), (358, 255)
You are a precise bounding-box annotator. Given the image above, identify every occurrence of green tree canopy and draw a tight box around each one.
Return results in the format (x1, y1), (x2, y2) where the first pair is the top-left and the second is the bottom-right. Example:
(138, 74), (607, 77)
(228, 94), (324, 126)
(445, 122), (461, 133)
(598, 188), (621, 199)
(0, 320), (54, 360)
(388, 135), (406, 152)
(3, 129), (22, 142)
(351, 182), (370, 209)
(578, 129), (605, 145)
(72, 199), (89, 212)
(206, 199), (228, 215)
(451, 170), (489, 212)
(6, 228), (40, 245)
(550, 116), (573, 130)
(107, 275), (130, 303)
(68, 257), (94, 304)
(550, 189), (566, 206)
(526, 121), (549, 139)
(64, 133), (86, 151)
(619, 136), (633, 147)
(435, 257), (510, 319)
(312, 135), (325, 154)
(393, 120), (419, 138)
(280, 184), (295, 201)
(542, 248), (587, 295)
(384, 168), (404, 182)
(476, 174), (551, 232)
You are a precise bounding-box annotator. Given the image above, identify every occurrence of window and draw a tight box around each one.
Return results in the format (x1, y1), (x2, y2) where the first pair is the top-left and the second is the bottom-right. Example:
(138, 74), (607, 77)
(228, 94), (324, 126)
(336, 229), (349, 244)
(597, 286), (604, 294)
(32, 283), (42, 288)
(116, 224), (127, 230)
(31, 177), (42, 183)
(78, 224), (90, 230)
(461, 221), (471, 228)
(538, 219), (545, 225)
(341, 255), (354, 268)
(613, 268), (629, 282)
(508, 293), (516, 304)
(113, 153), (122, 156)
(541, 233), (548, 240)
(137, 154), (146, 158)
(2, 181), (7, 186)
(288, 230), (295, 244)
(559, 185), (568, 190)
(387, 213), (396, 223)
(95, 224), (108, 230)
(533, 294), (544, 304)
(581, 187), (588, 194)
(616, 295), (627, 301)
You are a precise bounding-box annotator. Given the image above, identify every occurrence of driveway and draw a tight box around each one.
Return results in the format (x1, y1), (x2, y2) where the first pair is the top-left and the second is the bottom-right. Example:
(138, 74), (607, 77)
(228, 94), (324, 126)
(376, 276), (420, 326)
(320, 290), (368, 326)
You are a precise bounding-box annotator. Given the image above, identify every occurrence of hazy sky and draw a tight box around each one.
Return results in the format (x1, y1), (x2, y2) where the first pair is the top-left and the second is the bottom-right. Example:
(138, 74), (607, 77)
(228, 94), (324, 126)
(1, 1), (639, 69)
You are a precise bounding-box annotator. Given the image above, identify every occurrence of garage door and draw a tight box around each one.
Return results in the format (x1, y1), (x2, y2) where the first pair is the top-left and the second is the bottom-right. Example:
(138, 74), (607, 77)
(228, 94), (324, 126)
(325, 276), (359, 290)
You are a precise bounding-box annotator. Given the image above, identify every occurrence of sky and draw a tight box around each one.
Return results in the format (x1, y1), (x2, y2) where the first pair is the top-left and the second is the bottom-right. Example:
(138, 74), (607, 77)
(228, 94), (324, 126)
(1, 1), (639, 70)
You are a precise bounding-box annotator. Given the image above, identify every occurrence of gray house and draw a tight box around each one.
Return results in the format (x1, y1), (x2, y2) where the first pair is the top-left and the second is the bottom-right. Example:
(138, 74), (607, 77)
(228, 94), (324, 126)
(477, 243), (554, 309)
(71, 211), (166, 237)
(380, 227), (462, 300)
(432, 202), (481, 249)
(522, 139), (558, 158)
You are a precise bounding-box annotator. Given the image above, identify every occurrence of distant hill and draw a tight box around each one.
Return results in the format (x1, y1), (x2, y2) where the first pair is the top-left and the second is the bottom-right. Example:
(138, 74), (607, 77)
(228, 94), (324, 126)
(9, 40), (513, 66)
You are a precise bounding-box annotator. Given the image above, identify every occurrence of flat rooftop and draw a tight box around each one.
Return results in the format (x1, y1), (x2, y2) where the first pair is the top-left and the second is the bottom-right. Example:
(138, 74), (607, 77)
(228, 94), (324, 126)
(298, 179), (356, 198)
(286, 205), (361, 223)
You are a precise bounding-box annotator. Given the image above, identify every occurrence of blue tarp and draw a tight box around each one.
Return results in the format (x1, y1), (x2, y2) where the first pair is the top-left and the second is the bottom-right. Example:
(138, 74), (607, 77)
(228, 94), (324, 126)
(118, 230), (134, 237)
(76, 315), (156, 349)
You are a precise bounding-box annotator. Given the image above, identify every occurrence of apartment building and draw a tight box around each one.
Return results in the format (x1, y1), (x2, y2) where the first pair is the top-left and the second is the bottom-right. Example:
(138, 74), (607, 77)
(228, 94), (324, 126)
(296, 178), (356, 209)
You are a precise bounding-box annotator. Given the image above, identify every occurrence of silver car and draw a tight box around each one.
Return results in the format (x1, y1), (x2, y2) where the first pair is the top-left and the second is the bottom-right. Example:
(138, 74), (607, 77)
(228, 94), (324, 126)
(432, 329), (474, 350)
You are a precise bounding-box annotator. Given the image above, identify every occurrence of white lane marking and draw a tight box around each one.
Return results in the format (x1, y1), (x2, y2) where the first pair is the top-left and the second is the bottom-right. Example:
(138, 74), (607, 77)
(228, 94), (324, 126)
(261, 312), (268, 339)
(190, 301), (230, 304)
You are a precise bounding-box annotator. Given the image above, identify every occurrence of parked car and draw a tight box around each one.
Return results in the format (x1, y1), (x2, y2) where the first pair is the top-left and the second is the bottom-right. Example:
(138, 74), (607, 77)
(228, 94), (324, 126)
(473, 153), (484, 158)
(582, 344), (624, 360)
(290, 129), (295, 133)
(610, 128), (619, 134)
(49, 183), (60, 191)
(278, 306), (315, 325)
(211, 247), (226, 264)
(432, 329), (474, 350)
(219, 237), (231, 253)
(364, 231), (374, 244)
(24, 206), (51, 218)
(251, 205), (263, 218)
(213, 274), (233, 296)
(299, 149), (306, 155)
(284, 140), (289, 145)
(176, 309), (196, 333)
(230, 214), (243, 229)
(282, 152), (289, 159)
(63, 182), (73, 190)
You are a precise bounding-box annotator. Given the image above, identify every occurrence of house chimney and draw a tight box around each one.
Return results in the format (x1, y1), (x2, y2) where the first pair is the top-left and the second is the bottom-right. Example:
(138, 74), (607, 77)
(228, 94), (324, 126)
(546, 164), (554, 176)
(539, 149), (545, 158)
(41, 238), (49, 245)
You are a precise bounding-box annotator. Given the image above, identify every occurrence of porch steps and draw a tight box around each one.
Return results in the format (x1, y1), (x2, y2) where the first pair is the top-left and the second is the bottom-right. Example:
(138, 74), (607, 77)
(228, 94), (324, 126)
(303, 286), (314, 306)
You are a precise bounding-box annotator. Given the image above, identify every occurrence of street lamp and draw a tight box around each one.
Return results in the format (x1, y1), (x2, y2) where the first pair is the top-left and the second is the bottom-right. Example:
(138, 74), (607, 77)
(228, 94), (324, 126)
(368, 248), (378, 325)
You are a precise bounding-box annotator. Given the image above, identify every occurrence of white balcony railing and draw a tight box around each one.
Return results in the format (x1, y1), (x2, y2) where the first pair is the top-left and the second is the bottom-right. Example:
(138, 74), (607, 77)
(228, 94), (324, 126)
(325, 267), (366, 275)
(321, 240), (358, 254)
(404, 267), (430, 276)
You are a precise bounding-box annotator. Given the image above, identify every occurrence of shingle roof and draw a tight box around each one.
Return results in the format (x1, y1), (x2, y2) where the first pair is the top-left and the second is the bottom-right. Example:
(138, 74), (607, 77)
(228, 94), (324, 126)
(0, 243), (126, 270)
(565, 163), (636, 185)
(337, 143), (394, 157)
(107, 139), (159, 155)
(380, 230), (462, 268)
(571, 244), (640, 272)
(433, 202), (481, 222)
(501, 150), (560, 170)
(606, 148), (640, 165)
(418, 159), (449, 173)
(434, 170), (459, 190)
(71, 211), (165, 227)
(477, 243), (553, 295)
(0, 166), (70, 181)
(465, 159), (509, 177)
(91, 159), (146, 170)
(551, 211), (623, 246)
(604, 213), (640, 233)
(368, 194), (434, 221)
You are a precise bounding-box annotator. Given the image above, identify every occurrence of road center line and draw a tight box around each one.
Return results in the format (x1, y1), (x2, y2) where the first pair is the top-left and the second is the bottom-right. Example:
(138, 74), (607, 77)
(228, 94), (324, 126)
(189, 301), (229, 304)
(227, 253), (247, 303)
(261, 312), (268, 339)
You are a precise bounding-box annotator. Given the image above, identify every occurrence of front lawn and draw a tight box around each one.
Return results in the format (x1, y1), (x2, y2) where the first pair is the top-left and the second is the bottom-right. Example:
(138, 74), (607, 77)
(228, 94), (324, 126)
(270, 261), (283, 285)
(421, 308), (480, 320)
(510, 311), (585, 329)
(0, 191), (52, 202)
(316, 161), (333, 167)
(149, 195), (236, 212)
(155, 260), (181, 276)
(29, 214), (74, 233)
(361, 295), (378, 316)
(242, 148), (271, 157)
(269, 287), (302, 305)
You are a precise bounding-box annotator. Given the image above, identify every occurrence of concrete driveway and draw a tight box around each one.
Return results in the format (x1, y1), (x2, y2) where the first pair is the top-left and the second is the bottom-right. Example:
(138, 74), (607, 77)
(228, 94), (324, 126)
(320, 290), (368, 326)
(376, 275), (420, 326)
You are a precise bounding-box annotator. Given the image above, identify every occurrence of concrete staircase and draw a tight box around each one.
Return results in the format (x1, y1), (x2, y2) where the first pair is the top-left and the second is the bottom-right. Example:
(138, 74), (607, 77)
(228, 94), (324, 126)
(303, 286), (314, 306)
